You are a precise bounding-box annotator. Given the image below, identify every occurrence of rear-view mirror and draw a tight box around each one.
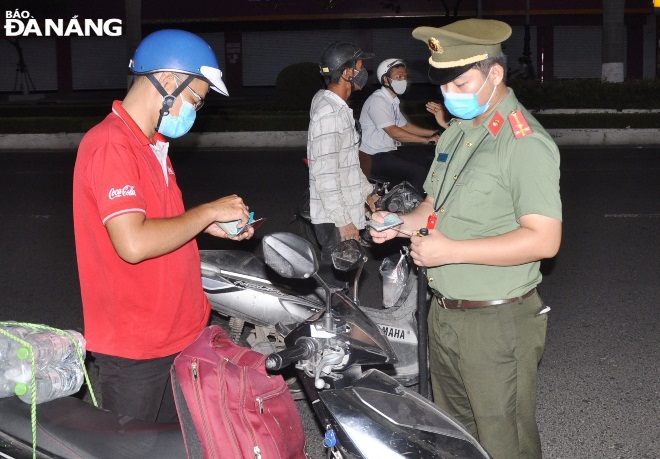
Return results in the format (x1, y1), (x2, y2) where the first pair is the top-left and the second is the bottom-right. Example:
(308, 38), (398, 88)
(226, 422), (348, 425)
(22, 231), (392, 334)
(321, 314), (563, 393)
(262, 232), (319, 279)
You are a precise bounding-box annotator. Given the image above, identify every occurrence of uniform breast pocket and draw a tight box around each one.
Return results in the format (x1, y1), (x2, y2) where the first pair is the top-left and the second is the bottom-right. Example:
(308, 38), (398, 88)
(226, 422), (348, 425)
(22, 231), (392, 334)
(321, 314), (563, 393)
(428, 162), (448, 187)
(453, 170), (498, 225)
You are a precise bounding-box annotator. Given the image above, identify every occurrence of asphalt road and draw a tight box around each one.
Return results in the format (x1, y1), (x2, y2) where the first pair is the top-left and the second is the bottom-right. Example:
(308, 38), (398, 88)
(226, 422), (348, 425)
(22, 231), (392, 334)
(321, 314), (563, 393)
(0, 146), (658, 458)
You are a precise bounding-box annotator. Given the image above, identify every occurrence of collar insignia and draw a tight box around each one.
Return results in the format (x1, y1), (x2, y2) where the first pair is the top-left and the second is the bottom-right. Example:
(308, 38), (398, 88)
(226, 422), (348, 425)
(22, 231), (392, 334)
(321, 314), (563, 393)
(488, 112), (505, 137)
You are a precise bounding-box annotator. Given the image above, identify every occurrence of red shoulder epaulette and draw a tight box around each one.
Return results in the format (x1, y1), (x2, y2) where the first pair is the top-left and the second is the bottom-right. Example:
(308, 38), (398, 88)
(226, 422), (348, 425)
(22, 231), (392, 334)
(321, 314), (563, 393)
(487, 112), (505, 136)
(508, 110), (533, 139)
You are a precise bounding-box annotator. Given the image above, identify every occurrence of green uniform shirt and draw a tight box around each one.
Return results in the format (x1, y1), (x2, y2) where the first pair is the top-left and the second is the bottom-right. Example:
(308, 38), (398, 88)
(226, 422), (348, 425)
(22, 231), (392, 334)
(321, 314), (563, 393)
(423, 88), (562, 300)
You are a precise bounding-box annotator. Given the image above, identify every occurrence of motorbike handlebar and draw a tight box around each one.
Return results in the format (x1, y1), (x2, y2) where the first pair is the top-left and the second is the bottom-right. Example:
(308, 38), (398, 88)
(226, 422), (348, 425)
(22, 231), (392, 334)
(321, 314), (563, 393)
(265, 338), (315, 371)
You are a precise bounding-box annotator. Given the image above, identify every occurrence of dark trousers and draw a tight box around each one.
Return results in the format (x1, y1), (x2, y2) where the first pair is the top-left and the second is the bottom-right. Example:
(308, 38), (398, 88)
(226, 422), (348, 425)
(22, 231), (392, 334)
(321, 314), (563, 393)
(313, 222), (341, 263)
(312, 222), (351, 288)
(428, 291), (547, 459)
(92, 352), (179, 423)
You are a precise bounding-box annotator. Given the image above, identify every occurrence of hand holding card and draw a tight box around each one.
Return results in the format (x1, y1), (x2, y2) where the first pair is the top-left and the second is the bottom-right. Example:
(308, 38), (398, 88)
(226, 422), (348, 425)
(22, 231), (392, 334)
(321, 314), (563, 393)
(367, 213), (404, 231)
(215, 212), (265, 236)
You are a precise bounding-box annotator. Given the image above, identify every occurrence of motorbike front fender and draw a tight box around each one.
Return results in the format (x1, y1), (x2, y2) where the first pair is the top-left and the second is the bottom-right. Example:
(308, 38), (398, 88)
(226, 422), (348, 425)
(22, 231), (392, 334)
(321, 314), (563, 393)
(317, 369), (490, 459)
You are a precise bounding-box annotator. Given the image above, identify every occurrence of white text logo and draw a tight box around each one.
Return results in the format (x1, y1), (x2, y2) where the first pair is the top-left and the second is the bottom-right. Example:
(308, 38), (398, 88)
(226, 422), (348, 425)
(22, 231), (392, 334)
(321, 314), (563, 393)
(5, 10), (122, 37)
(108, 186), (136, 200)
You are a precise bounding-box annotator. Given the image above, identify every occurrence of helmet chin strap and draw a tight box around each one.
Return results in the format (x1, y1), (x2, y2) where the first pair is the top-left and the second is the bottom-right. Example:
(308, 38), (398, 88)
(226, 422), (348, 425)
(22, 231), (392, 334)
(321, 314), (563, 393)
(382, 75), (394, 92)
(147, 73), (195, 131)
(340, 60), (358, 92)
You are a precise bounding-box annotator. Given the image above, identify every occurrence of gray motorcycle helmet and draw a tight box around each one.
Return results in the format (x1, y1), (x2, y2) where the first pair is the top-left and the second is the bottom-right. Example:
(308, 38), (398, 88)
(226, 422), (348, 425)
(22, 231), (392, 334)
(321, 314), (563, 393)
(319, 41), (374, 79)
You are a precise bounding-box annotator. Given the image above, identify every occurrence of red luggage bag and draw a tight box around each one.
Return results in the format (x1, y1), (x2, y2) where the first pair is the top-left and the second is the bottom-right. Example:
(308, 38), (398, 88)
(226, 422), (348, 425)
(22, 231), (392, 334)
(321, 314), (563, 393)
(171, 325), (306, 459)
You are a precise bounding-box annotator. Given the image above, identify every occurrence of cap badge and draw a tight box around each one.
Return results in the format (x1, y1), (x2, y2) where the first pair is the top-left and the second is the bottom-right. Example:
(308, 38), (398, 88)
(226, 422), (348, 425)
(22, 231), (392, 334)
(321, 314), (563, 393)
(428, 37), (443, 54)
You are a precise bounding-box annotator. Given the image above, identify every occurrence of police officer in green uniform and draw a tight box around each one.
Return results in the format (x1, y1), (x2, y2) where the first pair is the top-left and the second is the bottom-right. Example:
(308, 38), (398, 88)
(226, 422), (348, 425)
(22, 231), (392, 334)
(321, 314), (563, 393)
(369, 19), (562, 459)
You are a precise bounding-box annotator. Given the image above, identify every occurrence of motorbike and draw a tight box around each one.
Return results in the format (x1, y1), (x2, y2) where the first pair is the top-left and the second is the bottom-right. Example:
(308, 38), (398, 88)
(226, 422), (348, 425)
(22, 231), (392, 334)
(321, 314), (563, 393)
(201, 176), (426, 387)
(261, 232), (490, 458)
(0, 234), (489, 459)
(201, 241), (423, 387)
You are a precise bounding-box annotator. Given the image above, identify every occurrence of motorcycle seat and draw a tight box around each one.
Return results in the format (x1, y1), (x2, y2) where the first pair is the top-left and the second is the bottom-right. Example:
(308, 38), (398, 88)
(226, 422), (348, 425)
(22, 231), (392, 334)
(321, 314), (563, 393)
(0, 396), (186, 459)
(201, 250), (270, 279)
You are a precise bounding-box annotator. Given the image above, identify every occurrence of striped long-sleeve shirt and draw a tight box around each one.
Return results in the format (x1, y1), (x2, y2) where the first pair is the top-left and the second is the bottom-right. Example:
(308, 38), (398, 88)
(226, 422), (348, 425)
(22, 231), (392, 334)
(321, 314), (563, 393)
(307, 90), (373, 228)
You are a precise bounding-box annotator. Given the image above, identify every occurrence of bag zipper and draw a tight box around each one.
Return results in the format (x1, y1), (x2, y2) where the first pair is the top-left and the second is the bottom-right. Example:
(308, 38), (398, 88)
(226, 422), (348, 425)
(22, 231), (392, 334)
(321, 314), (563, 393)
(252, 382), (294, 457)
(238, 365), (262, 458)
(191, 359), (219, 459)
(253, 383), (288, 413)
(216, 335), (278, 458)
(216, 359), (243, 458)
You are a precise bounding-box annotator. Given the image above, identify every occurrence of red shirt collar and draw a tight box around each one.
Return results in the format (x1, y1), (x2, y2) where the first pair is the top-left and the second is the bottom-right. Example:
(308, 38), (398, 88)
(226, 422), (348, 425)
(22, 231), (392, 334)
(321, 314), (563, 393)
(111, 100), (166, 145)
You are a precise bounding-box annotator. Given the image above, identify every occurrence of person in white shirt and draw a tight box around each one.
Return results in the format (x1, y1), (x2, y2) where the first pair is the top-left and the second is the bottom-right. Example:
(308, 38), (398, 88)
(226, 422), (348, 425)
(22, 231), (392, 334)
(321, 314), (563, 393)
(359, 58), (448, 193)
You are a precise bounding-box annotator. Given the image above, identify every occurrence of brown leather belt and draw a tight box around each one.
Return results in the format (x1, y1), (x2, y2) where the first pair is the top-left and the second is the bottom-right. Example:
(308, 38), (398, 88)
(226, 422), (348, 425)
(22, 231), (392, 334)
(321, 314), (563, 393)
(435, 289), (536, 310)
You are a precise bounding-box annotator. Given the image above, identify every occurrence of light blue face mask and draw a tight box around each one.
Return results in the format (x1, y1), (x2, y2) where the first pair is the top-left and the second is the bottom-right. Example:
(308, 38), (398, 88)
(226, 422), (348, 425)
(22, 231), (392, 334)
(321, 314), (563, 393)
(158, 99), (196, 138)
(441, 69), (496, 120)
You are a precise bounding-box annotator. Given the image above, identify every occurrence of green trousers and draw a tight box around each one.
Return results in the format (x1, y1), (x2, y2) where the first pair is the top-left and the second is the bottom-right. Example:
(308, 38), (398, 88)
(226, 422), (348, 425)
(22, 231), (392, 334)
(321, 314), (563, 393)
(428, 291), (547, 459)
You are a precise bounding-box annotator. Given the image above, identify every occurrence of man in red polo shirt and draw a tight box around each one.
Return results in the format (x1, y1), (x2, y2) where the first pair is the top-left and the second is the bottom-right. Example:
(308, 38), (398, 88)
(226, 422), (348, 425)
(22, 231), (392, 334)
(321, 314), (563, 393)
(73, 29), (253, 422)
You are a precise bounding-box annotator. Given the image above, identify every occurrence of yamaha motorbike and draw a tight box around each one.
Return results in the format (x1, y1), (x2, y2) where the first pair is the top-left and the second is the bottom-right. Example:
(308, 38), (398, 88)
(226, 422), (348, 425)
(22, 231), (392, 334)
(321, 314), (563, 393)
(201, 178), (426, 388)
(201, 243), (423, 387)
(0, 233), (489, 459)
(261, 232), (491, 458)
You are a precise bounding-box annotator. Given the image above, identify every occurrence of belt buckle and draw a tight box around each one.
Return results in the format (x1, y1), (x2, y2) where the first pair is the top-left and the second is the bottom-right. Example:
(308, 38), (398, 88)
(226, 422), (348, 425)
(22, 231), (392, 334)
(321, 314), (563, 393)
(441, 297), (448, 309)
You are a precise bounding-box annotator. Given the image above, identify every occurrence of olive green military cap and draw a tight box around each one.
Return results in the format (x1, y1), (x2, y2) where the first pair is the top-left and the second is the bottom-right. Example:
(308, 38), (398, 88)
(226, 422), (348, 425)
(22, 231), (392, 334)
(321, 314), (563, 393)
(412, 19), (512, 85)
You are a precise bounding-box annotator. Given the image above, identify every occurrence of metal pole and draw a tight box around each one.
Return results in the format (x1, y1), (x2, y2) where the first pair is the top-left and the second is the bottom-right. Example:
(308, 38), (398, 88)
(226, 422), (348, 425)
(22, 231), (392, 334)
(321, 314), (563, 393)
(417, 228), (431, 399)
(524, 0), (531, 60)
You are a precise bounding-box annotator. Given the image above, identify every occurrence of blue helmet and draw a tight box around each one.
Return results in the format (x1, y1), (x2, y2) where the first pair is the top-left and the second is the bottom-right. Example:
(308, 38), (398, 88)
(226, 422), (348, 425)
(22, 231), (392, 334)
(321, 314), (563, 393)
(129, 29), (228, 96)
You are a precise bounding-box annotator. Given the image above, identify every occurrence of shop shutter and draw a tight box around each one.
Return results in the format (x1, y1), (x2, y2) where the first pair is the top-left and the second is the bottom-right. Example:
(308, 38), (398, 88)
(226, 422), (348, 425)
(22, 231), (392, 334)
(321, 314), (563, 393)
(554, 26), (613, 79)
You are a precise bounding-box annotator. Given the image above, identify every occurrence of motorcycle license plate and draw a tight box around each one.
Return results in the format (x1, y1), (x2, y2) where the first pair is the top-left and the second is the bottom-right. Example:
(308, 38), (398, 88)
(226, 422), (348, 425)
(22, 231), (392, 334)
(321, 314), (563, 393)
(379, 324), (416, 343)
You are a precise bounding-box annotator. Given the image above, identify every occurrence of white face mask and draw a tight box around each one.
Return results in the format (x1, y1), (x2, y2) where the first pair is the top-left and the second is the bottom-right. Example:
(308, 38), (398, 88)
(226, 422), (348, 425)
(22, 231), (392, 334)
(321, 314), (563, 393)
(390, 79), (408, 95)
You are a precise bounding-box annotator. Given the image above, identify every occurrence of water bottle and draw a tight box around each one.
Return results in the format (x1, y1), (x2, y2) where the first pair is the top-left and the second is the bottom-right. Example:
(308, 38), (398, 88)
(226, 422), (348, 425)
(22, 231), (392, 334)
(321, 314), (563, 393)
(0, 373), (16, 398)
(14, 361), (84, 404)
(1, 329), (33, 387)
(0, 325), (32, 368)
(19, 330), (86, 369)
(0, 338), (20, 367)
(4, 357), (32, 385)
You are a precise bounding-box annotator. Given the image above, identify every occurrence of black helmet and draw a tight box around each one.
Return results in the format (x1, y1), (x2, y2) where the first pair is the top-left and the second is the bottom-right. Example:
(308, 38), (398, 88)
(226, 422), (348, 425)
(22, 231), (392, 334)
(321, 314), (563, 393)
(319, 41), (374, 77)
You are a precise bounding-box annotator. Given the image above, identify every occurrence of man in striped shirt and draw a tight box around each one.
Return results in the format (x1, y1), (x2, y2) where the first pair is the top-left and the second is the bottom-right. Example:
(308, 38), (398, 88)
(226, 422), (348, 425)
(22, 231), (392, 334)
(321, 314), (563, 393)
(307, 41), (378, 262)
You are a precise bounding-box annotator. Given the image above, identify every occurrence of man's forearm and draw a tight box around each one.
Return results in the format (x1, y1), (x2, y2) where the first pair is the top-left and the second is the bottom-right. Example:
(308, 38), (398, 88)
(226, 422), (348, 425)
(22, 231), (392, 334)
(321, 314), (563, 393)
(449, 223), (562, 266)
(402, 123), (438, 137)
(106, 206), (214, 264)
(383, 124), (436, 144)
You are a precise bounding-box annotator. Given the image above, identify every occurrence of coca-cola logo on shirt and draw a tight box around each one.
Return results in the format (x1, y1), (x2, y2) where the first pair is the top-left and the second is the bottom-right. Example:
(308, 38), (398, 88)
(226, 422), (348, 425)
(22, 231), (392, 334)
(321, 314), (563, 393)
(108, 185), (136, 200)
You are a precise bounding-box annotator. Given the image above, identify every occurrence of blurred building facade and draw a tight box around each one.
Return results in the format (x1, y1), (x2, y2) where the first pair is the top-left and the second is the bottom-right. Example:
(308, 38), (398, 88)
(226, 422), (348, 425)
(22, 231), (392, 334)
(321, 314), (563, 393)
(0, 0), (657, 94)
